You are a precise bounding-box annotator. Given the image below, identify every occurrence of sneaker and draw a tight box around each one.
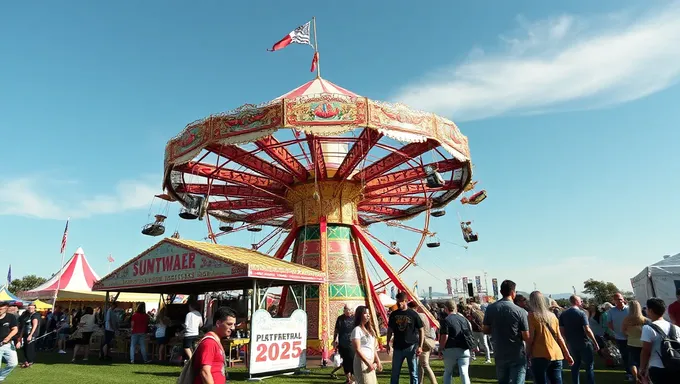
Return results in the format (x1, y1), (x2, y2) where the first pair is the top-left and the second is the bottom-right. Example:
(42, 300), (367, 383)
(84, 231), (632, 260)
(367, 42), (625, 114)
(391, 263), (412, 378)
(58, 350), (66, 354)
(625, 374), (634, 382)
(485, 359), (492, 364)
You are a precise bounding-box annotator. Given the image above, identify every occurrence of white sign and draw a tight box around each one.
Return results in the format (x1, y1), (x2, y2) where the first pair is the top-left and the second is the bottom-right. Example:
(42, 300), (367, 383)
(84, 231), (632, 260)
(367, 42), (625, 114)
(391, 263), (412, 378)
(248, 309), (307, 375)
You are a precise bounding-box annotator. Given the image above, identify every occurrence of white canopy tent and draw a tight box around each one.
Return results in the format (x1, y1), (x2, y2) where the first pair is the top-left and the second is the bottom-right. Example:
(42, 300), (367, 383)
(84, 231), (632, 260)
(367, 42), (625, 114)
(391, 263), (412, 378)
(631, 252), (680, 319)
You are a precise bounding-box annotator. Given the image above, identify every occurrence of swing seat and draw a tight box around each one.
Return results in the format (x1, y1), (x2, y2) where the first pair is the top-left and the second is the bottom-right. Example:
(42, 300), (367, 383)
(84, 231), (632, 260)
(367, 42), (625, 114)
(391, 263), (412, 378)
(426, 241), (440, 248)
(388, 248), (399, 255)
(179, 207), (200, 220)
(423, 165), (445, 188)
(179, 195), (205, 220)
(247, 225), (262, 232)
(464, 234), (478, 243)
(141, 223), (165, 237)
(431, 210), (446, 217)
(219, 224), (234, 232)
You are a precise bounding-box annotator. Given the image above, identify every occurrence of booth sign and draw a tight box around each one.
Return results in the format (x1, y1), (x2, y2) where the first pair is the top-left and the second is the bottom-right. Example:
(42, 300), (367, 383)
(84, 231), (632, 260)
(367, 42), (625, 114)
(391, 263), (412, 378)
(248, 309), (307, 375)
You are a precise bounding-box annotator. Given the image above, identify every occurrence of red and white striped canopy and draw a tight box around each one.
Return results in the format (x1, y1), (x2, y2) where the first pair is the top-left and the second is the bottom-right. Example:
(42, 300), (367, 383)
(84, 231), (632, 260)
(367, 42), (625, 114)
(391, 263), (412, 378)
(26, 247), (100, 296)
(276, 77), (359, 99)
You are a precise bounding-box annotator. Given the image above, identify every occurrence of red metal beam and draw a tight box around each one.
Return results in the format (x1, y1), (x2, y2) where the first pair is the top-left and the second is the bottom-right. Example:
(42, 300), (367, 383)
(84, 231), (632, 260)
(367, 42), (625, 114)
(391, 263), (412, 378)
(360, 196), (429, 206)
(274, 225), (299, 260)
(243, 206), (292, 223)
(364, 180), (460, 198)
(176, 162), (284, 191)
(255, 136), (309, 182)
(207, 199), (282, 211)
(335, 128), (382, 180)
(177, 184), (284, 199)
(358, 205), (407, 216)
(207, 144), (295, 185)
(350, 224), (439, 329)
(364, 158), (463, 193)
(306, 134), (327, 180)
(352, 140), (436, 183)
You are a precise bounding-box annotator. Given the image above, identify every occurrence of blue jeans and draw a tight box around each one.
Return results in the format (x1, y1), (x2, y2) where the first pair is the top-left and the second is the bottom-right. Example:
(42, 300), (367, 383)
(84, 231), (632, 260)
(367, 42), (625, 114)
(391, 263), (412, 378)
(130, 334), (148, 362)
(0, 343), (18, 381)
(495, 357), (527, 384)
(442, 348), (470, 384)
(390, 344), (418, 384)
(569, 343), (595, 384)
(531, 358), (563, 384)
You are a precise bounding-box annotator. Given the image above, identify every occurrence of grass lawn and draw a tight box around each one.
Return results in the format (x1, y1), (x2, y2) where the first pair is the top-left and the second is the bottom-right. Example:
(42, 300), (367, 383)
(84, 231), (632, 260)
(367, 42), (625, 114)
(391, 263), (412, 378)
(6, 353), (628, 383)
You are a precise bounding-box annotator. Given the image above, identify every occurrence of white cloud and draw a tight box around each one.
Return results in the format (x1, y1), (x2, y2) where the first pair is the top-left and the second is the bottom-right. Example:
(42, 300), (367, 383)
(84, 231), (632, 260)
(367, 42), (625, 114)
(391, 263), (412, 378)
(393, 3), (680, 121)
(0, 176), (158, 219)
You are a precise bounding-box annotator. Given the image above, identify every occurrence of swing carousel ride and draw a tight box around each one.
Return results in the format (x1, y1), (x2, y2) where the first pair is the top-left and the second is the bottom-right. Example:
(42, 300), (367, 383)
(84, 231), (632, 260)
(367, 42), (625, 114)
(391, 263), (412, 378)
(150, 69), (486, 355)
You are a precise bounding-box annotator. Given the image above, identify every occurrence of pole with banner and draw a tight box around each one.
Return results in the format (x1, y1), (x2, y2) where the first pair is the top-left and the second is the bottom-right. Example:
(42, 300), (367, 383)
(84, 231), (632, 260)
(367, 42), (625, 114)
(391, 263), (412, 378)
(492, 278), (499, 299)
(52, 218), (69, 308)
(446, 279), (452, 295)
(428, 286), (432, 299)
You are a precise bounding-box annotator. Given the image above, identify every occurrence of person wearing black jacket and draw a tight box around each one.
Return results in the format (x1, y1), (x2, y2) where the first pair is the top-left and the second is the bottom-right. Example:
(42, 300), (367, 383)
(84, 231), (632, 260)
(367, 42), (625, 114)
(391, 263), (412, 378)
(18, 303), (40, 368)
(332, 304), (355, 384)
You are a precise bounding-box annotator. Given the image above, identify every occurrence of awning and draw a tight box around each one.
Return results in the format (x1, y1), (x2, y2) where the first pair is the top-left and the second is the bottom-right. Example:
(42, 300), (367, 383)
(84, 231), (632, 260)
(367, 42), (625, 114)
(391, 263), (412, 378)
(93, 238), (326, 294)
(21, 289), (159, 303)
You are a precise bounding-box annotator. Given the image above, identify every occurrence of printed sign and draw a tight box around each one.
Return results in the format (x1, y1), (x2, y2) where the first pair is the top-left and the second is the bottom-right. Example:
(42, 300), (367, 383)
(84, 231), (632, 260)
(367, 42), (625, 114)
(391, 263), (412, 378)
(475, 276), (482, 293)
(492, 278), (499, 297)
(249, 309), (307, 375)
(462, 276), (468, 289)
(95, 242), (246, 290)
(446, 279), (452, 295)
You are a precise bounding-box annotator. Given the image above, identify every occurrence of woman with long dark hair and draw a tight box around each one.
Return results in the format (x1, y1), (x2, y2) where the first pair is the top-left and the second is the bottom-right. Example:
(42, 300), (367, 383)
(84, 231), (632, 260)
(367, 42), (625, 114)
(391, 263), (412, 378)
(351, 306), (382, 384)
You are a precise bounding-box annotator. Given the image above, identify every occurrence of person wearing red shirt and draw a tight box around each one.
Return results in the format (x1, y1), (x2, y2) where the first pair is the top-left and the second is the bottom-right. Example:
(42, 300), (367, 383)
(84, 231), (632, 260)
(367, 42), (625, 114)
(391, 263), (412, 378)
(130, 303), (150, 363)
(667, 288), (680, 326)
(193, 307), (236, 384)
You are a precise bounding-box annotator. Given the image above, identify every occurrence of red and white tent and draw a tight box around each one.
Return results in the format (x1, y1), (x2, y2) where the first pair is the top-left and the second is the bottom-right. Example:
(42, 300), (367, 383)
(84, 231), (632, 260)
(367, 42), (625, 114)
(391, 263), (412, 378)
(31, 248), (100, 296)
(276, 77), (359, 100)
(22, 248), (156, 303)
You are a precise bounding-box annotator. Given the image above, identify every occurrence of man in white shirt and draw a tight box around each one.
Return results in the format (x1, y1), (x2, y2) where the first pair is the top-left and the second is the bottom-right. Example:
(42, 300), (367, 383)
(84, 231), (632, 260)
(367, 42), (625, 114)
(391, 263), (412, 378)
(639, 297), (680, 384)
(183, 302), (203, 361)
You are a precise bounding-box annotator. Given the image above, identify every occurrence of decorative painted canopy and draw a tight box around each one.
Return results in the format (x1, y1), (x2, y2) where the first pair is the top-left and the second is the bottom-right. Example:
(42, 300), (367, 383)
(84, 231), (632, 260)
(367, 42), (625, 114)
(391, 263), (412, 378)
(163, 76), (473, 227)
(164, 76), (470, 168)
(93, 238), (326, 293)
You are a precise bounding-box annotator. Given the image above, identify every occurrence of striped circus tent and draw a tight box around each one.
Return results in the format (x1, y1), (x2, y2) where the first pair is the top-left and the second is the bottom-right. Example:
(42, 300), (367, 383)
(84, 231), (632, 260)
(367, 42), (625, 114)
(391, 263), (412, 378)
(23, 247), (99, 300)
(0, 285), (27, 306)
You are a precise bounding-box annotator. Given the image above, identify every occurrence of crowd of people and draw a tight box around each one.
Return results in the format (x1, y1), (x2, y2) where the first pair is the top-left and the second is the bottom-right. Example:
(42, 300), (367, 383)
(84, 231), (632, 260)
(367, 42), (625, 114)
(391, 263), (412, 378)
(328, 281), (680, 384)
(3, 284), (680, 384)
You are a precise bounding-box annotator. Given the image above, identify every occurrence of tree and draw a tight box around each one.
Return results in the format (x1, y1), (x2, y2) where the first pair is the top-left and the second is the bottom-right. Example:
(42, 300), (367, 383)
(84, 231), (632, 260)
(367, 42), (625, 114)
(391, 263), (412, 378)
(555, 298), (570, 308)
(582, 279), (633, 305)
(8, 275), (47, 294)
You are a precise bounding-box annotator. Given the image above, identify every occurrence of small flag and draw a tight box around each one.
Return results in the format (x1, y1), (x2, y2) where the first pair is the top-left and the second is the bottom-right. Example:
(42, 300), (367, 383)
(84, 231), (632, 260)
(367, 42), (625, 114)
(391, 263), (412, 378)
(107, 255), (114, 263)
(268, 21), (313, 51)
(60, 219), (69, 254)
(390, 285), (395, 299)
(413, 280), (418, 294)
(6, 265), (11, 286)
(310, 51), (319, 72)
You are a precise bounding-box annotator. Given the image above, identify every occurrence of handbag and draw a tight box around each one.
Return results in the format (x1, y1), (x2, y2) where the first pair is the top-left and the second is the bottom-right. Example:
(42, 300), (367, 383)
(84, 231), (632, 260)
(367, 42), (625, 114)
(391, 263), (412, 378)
(423, 337), (436, 352)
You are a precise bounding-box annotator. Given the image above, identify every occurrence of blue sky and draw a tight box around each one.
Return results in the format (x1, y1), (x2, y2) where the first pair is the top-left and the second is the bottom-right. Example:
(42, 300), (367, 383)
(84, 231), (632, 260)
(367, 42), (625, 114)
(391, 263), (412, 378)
(1, 1), (679, 295)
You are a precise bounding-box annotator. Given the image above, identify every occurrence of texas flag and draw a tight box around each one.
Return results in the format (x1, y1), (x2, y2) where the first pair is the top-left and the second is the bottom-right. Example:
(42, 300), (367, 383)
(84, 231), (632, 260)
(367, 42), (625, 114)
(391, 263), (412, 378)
(268, 21), (313, 51)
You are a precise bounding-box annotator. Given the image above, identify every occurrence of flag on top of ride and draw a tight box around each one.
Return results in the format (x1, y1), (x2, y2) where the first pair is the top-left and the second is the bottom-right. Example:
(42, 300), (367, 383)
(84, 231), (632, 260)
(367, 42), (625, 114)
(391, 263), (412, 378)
(268, 21), (318, 72)
(268, 21), (312, 51)
(60, 219), (69, 254)
(6, 265), (10, 286)
(107, 254), (114, 263)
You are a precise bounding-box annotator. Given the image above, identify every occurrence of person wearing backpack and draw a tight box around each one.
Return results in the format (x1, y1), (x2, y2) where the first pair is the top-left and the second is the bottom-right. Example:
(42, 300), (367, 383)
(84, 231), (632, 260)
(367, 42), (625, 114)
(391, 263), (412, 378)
(639, 297), (680, 384)
(439, 300), (474, 384)
(177, 306), (236, 384)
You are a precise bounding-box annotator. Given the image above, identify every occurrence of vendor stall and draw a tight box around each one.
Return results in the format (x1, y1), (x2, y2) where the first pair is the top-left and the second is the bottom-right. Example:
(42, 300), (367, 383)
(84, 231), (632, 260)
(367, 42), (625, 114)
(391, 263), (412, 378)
(93, 237), (325, 378)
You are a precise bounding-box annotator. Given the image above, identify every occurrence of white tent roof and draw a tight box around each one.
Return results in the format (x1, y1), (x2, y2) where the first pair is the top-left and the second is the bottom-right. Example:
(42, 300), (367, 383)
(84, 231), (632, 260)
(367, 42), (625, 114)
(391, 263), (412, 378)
(631, 252), (680, 319)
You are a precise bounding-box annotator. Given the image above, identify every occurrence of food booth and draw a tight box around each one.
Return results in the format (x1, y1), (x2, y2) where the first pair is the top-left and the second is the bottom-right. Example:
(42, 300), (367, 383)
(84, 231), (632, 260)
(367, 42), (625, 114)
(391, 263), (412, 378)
(93, 237), (325, 378)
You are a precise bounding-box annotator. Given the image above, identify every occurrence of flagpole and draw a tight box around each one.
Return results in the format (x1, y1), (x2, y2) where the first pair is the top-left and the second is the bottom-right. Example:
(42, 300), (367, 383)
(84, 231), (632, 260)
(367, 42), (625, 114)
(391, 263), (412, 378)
(52, 218), (69, 308)
(312, 16), (320, 78)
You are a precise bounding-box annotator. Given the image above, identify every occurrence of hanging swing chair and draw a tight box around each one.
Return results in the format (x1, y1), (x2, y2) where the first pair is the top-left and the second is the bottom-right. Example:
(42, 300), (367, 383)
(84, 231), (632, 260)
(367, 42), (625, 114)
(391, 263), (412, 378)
(247, 224), (263, 232)
(142, 214), (167, 237)
(460, 221), (479, 243)
(219, 222), (235, 232)
(171, 230), (180, 239)
(426, 234), (441, 248)
(461, 190), (487, 205)
(431, 210), (446, 217)
(423, 164), (445, 188)
(388, 241), (399, 255)
(179, 195), (206, 220)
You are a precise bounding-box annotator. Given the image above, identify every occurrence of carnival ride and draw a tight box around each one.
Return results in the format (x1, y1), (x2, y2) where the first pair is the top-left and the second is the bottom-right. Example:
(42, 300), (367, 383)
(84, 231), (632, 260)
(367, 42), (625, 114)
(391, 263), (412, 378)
(153, 72), (486, 356)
